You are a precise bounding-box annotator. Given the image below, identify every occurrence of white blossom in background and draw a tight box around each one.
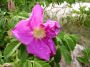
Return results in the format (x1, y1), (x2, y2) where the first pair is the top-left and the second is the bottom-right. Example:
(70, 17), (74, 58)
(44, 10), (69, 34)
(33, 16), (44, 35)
(45, 1), (71, 21)
(71, 2), (90, 11)
(44, 2), (90, 21)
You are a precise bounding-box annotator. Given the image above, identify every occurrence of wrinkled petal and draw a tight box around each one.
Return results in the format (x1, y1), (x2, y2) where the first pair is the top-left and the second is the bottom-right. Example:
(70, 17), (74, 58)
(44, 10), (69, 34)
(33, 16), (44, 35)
(43, 38), (56, 56)
(43, 19), (60, 38)
(12, 20), (34, 45)
(29, 4), (44, 28)
(26, 39), (51, 61)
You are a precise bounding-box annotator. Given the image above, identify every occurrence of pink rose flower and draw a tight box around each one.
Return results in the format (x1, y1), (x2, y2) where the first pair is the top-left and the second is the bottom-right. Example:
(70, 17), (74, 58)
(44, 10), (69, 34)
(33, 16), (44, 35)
(12, 4), (60, 61)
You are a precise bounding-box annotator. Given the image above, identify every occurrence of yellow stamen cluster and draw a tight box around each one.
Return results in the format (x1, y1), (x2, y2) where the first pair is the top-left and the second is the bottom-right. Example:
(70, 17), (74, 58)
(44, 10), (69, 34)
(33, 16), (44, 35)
(33, 28), (46, 39)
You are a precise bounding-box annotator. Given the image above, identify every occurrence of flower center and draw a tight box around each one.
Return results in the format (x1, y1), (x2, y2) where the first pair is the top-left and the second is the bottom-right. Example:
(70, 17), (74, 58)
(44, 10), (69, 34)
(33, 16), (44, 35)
(33, 28), (46, 39)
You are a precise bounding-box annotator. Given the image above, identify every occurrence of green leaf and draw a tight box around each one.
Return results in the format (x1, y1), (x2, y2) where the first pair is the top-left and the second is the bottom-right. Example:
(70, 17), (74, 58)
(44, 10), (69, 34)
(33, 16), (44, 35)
(77, 48), (90, 64)
(56, 32), (65, 46)
(82, 48), (90, 59)
(37, 61), (51, 67)
(77, 57), (89, 64)
(54, 47), (61, 63)
(63, 34), (76, 51)
(70, 35), (79, 44)
(13, 59), (32, 67)
(57, 33), (77, 51)
(23, 60), (32, 67)
(18, 45), (28, 63)
(33, 61), (42, 67)
(13, 59), (21, 67)
(57, 32), (65, 40)
(4, 39), (21, 59)
(33, 60), (51, 67)
(60, 45), (72, 64)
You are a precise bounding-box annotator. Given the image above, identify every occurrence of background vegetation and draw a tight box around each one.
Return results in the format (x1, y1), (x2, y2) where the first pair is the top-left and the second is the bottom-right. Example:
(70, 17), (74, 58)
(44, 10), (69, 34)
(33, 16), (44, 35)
(0, 0), (90, 67)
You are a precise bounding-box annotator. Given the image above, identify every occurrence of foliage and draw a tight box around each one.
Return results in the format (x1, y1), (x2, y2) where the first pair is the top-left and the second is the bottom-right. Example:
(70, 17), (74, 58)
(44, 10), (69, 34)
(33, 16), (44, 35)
(56, 32), (78, 64)
(77, 48), (90, 64)
(0, 0), (90, 67)
(0, 0), (89, 12)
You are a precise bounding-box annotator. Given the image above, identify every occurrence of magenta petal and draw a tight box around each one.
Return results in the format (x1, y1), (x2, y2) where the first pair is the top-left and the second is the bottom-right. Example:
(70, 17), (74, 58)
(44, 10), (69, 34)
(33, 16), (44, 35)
(43, 38), (56, 56)
(29, 4), (44, 28)
(26, 39), (51, 61)
(44, 19), (60, 38)
(12, 20), (34, 45)
(47, 39), (56, 56)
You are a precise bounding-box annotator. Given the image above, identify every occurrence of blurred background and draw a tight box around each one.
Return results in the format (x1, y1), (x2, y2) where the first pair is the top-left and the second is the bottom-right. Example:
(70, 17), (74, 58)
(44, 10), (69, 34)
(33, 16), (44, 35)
(0, 0), (90, 47)
(0, 0), (90, 67)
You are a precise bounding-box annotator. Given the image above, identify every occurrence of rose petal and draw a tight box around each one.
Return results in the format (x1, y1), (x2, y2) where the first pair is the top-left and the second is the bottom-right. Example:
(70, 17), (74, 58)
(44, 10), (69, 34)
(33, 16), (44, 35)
(12, 20), (34, 45)
(44, 19), (60, 38)
(29, 4), (44, 28)
(43, 38), (56, 56)
(26, 39), (51, 61)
